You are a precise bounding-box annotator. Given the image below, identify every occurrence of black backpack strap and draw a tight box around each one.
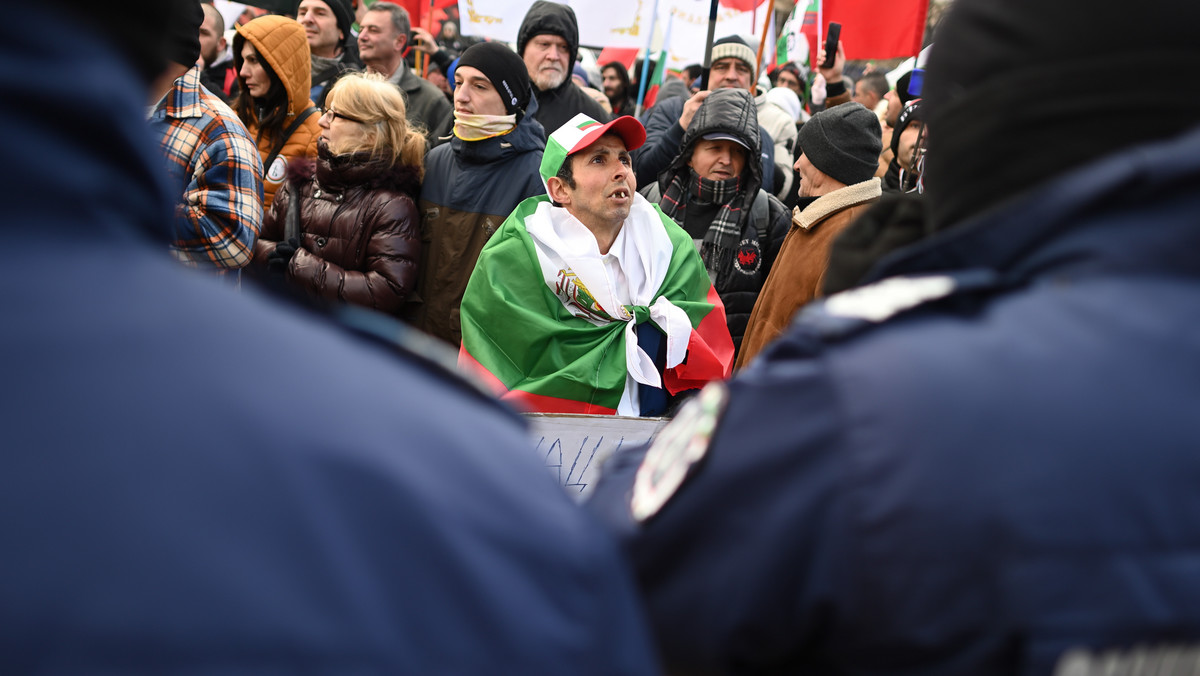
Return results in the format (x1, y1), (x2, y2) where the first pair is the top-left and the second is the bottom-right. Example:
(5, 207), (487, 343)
(751, 189), (770, 250)
(284, 183), (301, 243)
(263, 106), (318, 176)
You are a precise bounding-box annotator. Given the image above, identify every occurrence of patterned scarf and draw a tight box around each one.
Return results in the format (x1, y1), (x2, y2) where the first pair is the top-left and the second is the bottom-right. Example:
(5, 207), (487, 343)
(659, 168), (746, 288)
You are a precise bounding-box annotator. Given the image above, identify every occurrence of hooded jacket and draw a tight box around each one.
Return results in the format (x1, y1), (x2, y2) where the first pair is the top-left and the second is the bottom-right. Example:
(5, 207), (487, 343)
(234, 15), (321, 209)
(636, 94), (776, 195)
(253, 145), (421, 317)
(412, 98), (547, 346)
(517, 1), (610, 134)
(643, 88), (790, 354)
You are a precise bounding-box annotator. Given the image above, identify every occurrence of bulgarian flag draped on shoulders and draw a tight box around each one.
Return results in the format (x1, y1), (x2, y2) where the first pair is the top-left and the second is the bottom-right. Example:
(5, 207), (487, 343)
(459, 114), (734, 416)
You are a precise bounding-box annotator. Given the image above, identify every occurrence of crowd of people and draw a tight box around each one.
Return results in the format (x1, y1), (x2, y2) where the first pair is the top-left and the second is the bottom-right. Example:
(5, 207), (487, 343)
(8, 0), (1200, 672)
(154, 0), (890, 407)
(154, 0), (921, 384)
(155, 0), (926, 408)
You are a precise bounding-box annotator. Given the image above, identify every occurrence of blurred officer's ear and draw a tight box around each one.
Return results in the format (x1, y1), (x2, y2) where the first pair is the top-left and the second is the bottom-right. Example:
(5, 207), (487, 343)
(62, 0), (192, 84)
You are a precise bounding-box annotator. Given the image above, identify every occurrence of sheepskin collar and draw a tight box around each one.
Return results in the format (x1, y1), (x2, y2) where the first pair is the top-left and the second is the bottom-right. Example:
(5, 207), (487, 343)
(795, 178), (882, 231)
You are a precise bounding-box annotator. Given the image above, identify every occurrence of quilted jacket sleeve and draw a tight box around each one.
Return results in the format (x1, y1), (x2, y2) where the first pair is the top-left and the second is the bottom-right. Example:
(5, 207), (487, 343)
(289, 191), (420, 316)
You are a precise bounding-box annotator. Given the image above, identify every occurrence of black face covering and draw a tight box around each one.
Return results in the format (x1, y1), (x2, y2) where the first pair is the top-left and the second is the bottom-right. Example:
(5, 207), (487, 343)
(922, 0), (1200, 231)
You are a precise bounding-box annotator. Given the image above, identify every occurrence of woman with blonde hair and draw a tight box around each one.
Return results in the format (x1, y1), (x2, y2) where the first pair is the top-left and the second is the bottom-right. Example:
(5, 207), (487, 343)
(253, 72), (424, 317)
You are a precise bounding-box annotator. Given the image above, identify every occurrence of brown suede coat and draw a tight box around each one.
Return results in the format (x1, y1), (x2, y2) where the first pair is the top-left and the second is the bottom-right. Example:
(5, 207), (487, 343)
(735, 178), (882, 368)
(235, 16), (321, 209)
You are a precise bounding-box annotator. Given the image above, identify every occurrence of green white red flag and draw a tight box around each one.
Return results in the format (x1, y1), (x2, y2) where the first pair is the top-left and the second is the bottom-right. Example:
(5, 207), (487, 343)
(640, 51), (669, 110)
(458, 195), (734, 415)
(777, 0), (819, 67)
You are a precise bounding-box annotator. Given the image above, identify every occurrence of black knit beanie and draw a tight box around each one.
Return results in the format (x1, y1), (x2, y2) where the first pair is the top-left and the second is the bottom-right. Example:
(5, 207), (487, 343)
(895, 71), (915, 106)
(797, 102), (881, 186)
(922, 0), (1200, 230)
(296, 0), (354, 46)
(890, 100), (923, 157)
(457, 42), (532, 118)
(166, 0), (204, 68)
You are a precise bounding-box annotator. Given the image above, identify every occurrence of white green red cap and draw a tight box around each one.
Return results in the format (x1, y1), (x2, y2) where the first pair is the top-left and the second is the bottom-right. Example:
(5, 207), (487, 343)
(539, 114), (646, 195)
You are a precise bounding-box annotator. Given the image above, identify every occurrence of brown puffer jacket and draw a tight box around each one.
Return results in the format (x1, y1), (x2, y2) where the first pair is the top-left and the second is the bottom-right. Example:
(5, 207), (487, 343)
(234, 15), (321, 209)
(254, 146), (421, 317)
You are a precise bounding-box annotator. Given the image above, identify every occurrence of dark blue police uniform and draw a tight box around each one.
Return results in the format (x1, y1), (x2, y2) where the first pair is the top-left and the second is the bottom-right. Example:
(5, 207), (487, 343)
(0, 5), (657, 673)
(588, 124), (1200, 675)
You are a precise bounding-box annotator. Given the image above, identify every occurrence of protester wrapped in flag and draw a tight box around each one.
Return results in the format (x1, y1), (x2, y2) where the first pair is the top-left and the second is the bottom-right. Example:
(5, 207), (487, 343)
(459, 114), (735, 416)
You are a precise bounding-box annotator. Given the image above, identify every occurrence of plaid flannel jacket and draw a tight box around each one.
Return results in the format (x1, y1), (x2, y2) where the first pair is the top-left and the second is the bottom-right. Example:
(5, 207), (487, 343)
(150, 67), (263, 271)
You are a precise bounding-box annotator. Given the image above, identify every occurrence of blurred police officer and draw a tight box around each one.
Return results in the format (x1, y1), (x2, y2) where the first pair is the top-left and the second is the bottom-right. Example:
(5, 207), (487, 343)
(588, 0), (1200, 673)
(0, 2), (658, 673)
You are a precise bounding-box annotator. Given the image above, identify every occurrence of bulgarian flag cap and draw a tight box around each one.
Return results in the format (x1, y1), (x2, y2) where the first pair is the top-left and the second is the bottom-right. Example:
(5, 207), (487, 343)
(539, 113), (647, 195)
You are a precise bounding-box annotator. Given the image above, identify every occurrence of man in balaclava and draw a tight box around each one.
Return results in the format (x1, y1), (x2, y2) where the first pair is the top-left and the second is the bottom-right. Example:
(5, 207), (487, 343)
(585, 0), (1200, 673)
(516, 1), (610, 134)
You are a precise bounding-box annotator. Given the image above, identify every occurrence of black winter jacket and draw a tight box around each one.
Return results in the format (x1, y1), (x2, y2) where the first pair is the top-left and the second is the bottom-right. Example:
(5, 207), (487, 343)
(517, 0), (610, 134)
(644, 89), (790, 354)
(412, 99), (547, 345)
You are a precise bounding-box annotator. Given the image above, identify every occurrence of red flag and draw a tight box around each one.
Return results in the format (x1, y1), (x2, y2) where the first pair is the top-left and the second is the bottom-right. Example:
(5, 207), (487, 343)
(597, 47), (639, 71)
(797, 0), (820, 67)
(803, 0), (928, 64)
(394, 0), (457, 34)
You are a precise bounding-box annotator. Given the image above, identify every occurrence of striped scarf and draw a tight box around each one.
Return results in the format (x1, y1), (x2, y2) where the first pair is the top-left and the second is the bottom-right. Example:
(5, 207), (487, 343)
(659, 168), (746, 288)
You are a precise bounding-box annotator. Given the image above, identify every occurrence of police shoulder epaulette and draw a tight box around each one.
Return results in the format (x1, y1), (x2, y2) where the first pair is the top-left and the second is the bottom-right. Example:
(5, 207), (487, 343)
(630, 382), (729, 522)
(332, 305), (520, 416)
(795, 269), (1000, 343)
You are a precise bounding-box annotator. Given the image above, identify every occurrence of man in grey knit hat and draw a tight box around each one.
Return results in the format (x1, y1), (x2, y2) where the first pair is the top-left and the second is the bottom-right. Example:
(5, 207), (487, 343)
(636, 35), (795, 193)
(735, 100), (882, 366)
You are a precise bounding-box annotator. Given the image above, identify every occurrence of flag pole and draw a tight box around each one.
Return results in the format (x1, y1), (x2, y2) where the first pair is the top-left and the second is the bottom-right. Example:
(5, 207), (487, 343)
(816, 0), (823, 63)
(635, 13), (673, 117)
(421, 0), (435, 77)
(754, 0), (774, 78)
(700, 0), (719, 83)
(633, 0), (661, 118)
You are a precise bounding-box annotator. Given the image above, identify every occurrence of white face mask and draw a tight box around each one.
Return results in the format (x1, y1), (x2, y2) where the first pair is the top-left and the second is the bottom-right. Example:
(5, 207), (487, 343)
(453, 111), (517, 141)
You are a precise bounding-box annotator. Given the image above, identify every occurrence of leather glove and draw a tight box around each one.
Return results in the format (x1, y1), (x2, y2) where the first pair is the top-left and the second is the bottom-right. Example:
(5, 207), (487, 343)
(267, 237), (299, 275)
